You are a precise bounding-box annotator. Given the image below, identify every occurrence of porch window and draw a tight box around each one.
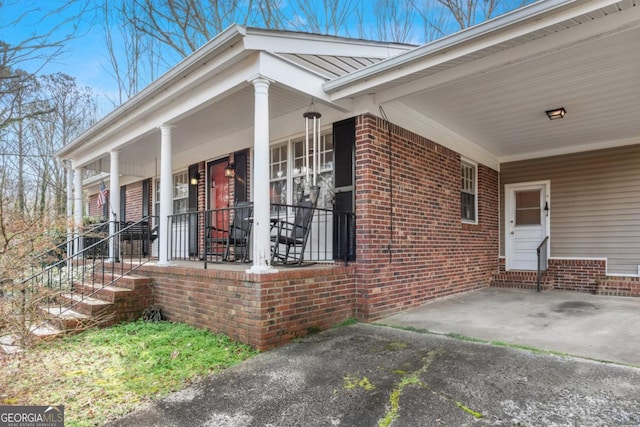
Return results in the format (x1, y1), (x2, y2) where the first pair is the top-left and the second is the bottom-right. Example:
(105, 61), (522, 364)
(153, 171), (190, 216)
(172, 171), (189, 214)
(269, 133), (334, 209)
(270, 144), (288, 211)
(461, 160), (477, 223)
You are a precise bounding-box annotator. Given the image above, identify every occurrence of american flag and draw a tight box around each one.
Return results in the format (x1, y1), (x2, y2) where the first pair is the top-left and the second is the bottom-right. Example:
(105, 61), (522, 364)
(97, 182), (108, 208)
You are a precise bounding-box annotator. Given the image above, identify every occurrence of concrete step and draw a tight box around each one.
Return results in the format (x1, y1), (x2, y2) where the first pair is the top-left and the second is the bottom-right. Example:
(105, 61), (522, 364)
(41, 306), (92, 331)
(29, 321), (64, 340)
(0, 334), (21, 354)
(0, 322), (64, 354)
(60, 293), (114, 316)
(92, 273), (153, 290)
(491, 280), (553, 291)
(76, 283), (132, 303)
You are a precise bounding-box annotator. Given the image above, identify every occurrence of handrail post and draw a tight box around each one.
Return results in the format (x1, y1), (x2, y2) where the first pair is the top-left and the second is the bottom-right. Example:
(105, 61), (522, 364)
(536, 236), (549, 292)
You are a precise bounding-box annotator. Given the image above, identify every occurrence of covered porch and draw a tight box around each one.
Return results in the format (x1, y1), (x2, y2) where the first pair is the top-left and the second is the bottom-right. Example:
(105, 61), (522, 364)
(58, 26), (398, 275)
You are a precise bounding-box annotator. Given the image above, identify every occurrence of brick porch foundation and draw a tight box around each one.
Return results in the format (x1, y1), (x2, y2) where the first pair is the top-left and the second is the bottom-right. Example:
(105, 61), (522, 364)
(138, 264), (355, 351)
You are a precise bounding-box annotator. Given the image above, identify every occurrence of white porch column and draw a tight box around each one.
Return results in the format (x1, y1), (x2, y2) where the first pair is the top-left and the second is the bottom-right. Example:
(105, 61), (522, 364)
(66, 162), (73, 257)
(72, 164), (83, 255)
(248, 77), (277, 274)
(157, 124), (174, 266)
(108, 150), (121, 261)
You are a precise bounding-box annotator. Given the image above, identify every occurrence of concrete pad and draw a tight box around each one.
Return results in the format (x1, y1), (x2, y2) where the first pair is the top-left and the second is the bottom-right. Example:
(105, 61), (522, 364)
(380, 287), (640, 366)
(106, 323), (640, 427)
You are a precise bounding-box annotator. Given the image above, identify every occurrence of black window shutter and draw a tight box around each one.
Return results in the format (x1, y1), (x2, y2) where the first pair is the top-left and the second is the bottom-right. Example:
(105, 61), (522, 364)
(334, 118), (355, 193)
(188, 164), (199, 256)
(142, 179), (150, 218)
(233, 150), (248, 202)
(188, 164), (199, 211)
(120, 185), (126, 222)
(332, 117), (356, 261)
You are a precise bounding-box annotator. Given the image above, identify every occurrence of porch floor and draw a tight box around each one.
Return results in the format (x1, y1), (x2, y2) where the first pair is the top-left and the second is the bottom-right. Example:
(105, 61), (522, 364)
(379, 287), (640, 366)
(132, 258), (339, 273)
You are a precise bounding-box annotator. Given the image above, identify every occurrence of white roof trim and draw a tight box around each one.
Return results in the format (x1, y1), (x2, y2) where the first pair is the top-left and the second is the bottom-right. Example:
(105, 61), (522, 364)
(57, 24), (247, 158)
(57, 25), (412, 160)
(323, 0), (623, 97)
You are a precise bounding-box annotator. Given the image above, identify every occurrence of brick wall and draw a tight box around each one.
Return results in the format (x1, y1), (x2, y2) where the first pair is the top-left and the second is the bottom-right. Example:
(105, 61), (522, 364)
(124, 181), (144, 221)
(549, 259), (606, 293)
(87, 194), (102, 218)
(492, 258), (607, 293)
(353, 114), (499, 321)
(140, 264), (355, 350)
(87, 180), (153, 221)
(597, 276), (640, 297)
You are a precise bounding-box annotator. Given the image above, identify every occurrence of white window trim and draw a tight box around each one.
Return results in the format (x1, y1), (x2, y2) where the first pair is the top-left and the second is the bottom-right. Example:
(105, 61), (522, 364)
(269, 130), (333, 210)
(461, 158), (478, 225)
(153, 169), (190, 216)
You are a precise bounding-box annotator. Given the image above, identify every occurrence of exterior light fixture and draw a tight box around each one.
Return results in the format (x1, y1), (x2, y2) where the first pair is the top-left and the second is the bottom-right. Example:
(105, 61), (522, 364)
(190, 171), (200, 186)
(545, 107), (566, 120)
(224, 162), (235, 179)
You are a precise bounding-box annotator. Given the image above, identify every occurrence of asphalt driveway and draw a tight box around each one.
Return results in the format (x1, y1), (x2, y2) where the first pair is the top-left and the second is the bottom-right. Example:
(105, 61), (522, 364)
(106, 321), (640, 426)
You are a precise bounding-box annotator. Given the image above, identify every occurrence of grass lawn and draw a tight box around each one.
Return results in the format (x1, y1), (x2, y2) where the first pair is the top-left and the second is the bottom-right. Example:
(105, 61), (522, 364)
(0, 321), (257, 426)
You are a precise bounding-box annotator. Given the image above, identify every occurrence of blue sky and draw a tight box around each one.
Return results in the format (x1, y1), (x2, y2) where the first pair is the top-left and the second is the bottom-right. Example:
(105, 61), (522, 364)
(1, 0), (534, 117)
(1, 1), (123, 113)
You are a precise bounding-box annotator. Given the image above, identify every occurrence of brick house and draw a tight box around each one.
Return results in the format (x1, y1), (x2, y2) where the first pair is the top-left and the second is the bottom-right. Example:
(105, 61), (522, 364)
(56, 1), (640, 349)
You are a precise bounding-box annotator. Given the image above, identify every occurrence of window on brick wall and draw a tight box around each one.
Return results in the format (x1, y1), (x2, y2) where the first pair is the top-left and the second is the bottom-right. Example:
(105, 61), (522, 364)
(172, 171), (189, 214)
(153, 171), (190, 217)
(269, 133), (334, 210)
(461, 160), (477, 223)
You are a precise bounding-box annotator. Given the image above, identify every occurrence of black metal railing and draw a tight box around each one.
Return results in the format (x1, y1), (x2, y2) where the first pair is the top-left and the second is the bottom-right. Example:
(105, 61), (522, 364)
(536, 236), (549, 292)
(14, 216), (157, 324)
(167, 208), (230, 264)
(167, 204), (356, 267)
(33, 221), (110, 270)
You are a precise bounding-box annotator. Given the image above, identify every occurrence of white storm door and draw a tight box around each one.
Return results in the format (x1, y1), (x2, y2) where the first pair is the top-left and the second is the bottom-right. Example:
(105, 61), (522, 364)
(506, 182), (549, 271)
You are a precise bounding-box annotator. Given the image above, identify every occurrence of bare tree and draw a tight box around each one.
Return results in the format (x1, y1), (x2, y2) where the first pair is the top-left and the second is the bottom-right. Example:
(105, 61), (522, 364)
(101, 0), (536, 98)
(102, 1), (165, 105)
(0, 0), (88, 202)
(102, 0), (289, 102)
(113, 0), (259, 59)
(288, 0), (359, 36)
(374, 0), (415, 43)
(27, 74), (97, 215)
(411, 0), (535, 39)
(0, 1), (89, 281)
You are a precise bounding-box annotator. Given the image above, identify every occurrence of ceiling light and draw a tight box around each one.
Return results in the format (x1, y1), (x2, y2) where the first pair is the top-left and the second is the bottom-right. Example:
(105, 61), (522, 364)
(545, 107), (566, 120)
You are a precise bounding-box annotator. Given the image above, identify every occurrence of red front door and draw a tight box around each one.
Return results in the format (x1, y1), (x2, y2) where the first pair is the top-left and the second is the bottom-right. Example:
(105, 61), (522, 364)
(209, 159), (230, 212)
(207, 159), (231, 258)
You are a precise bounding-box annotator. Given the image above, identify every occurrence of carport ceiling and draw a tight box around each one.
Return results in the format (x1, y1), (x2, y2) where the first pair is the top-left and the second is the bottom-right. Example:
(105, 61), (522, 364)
(401, 25), (640, 162)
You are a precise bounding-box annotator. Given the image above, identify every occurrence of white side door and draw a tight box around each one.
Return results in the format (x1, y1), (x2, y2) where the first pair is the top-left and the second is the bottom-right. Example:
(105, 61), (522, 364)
(505, 181), (550, 271)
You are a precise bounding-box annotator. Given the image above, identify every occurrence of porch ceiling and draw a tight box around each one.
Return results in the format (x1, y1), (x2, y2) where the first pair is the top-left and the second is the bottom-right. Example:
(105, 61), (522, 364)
(398, 23), (640, 162)
(90, 83), (315, 177)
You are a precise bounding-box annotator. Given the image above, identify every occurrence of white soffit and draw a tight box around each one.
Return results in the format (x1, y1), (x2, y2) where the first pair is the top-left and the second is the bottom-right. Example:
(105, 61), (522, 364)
(324, 0), (634, 98)
(400, 5), (640, 161)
